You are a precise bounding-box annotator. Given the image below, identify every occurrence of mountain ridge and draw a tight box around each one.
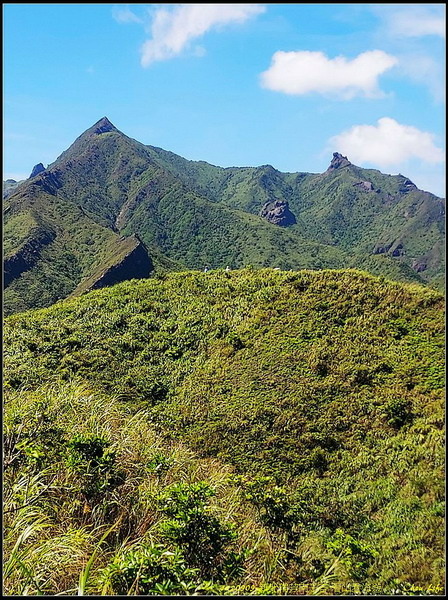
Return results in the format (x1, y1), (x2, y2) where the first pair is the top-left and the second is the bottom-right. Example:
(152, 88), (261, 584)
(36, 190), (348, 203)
(3, 117), (445, 314)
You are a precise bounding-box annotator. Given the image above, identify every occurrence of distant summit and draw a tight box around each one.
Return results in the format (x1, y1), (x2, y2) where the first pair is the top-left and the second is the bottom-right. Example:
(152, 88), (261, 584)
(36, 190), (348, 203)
(326, 152), (352, 172)
(29, 163), (45, 178)
(48, 117), (121, 167)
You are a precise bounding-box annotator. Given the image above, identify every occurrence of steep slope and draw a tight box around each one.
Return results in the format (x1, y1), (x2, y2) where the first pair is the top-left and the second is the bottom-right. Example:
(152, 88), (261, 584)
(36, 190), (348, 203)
(4, 269), (444, 594)
(3, 118), (444, 315)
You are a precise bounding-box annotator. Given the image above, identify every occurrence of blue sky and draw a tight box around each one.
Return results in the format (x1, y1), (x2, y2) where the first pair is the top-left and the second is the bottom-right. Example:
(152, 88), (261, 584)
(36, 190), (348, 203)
(3, 3), (446, 196)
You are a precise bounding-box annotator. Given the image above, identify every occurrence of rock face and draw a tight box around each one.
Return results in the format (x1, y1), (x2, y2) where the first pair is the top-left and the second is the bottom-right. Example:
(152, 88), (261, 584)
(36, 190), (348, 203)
(91, 117), (118, 136)
(260, 200), (297, 226)
(32, 170), (63, 195)
(398, 178), (417, 194)
(353, 180), (375, 192)
(29, 163), (45, 178)
(412, 258), (427, 273)
(3, 179), (20, 199)
(326, 152), (351, 172)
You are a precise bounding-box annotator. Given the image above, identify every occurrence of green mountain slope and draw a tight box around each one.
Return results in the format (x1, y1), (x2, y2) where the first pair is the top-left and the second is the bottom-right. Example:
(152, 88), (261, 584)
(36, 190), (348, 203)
(3, 118), (444, 315)
(4, 269), (444, 595)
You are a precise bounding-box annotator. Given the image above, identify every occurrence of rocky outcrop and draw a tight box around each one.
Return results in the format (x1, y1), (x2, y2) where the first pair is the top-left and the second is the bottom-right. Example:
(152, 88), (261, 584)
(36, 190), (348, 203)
(91, 117), (118, 136)
(29, 163), (45, 178)
(4, 228), (56, 287)
(411, 258), (427, 273)
(353, 180), (375, 192)
(391, 243), (405, 257)
(326, 152), (351, 173)
(260, 200), (297, 226)
(87, 237), (153, 291)
(3, 179), (20, 199)
(398, 177), (417, 194)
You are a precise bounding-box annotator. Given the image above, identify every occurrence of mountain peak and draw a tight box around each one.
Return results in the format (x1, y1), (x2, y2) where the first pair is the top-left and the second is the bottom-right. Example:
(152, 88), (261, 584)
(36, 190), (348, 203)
(29, 163), (46, 178)
(326, 152), (352, 172)
(90, 117), (118, 135)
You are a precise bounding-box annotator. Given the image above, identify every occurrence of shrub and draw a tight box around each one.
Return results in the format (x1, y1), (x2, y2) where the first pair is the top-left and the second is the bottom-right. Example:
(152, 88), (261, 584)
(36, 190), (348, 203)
(157, 482), (239, 580)
(5, 407), (65, 472)
(65, 434), (121, 499)
(146, 452), (174, 478)
(227, 332), (244, 350)
(383, 397), (413, 428)
(325, 528), (378, 581)
(101, 544), (200, 595)
(237, 476), (298, 531)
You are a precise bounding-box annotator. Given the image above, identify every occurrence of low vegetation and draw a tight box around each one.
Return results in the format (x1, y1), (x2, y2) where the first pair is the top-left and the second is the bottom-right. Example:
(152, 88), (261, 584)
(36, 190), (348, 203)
(3, 268), (445, 595)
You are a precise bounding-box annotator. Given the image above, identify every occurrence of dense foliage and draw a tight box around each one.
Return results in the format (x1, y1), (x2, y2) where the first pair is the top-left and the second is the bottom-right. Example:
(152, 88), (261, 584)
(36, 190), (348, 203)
(4, 268), (444, 595)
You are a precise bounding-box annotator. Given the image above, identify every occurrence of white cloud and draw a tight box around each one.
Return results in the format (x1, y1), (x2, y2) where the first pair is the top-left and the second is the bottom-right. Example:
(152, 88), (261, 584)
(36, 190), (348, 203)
(379, 5), (445, 38)
(328, 117), (444, 167)
(368, 6), (445, 102)
(260, 50), (398, 99)
(112, 5), (142, 24)
(140, 4), (265, 66)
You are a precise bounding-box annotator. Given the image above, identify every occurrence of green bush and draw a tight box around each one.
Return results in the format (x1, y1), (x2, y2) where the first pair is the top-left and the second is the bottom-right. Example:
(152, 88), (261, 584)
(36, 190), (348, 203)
(101, 544), (200, 595)
(237, 476), (298, 532)
(325, 528), (378, 581)
(65, 434), (121, 499)
(5, 407), (65, 471)
(157, 482), (239, 579)
(146, 452), (174, 478)
(383, 398), (413, 428)
(226, 332), (244, 350)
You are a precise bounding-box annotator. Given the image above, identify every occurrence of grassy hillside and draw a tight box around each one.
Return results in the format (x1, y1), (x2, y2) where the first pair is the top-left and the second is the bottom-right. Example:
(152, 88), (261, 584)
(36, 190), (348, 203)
(4, 118), (444, 316)
(4, 269), (444, 595)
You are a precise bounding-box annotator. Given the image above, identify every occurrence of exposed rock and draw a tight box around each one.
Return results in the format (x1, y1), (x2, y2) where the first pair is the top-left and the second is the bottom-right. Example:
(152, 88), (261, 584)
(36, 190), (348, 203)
(383, 193), (396, 204)
(411, 258), (427, 273)
(391, 243), (405, 257)
(91, 116), (118, 136)
(325, 152), (351, 173)
(353, 180), (375, 192)
(260, 200), (297, 226)
(3, 179), (21, 199)
(29, 163), (45, 178)
(87, 237), (153, 291)
(373, 242), (392, 255)
(398, 177), (417, 194)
